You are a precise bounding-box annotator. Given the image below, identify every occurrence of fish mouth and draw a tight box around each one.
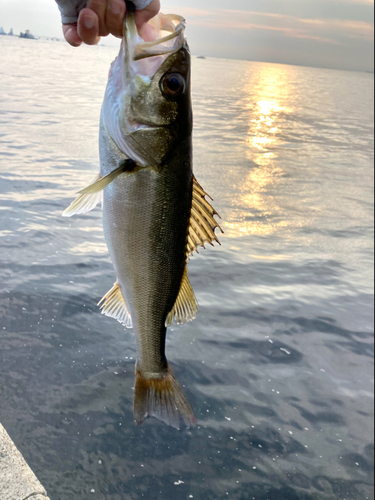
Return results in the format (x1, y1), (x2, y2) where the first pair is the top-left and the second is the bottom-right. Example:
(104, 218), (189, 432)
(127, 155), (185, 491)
(133, 14), (186, 61)
(124, 12), (187, 79)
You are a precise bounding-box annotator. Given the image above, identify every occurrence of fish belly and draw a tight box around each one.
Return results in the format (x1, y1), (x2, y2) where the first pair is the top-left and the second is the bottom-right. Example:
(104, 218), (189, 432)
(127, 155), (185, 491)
(100, 129), (192, 375)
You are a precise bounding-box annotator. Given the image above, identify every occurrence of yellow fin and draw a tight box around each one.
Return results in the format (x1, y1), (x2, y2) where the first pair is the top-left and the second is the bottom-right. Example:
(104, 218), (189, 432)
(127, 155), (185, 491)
(187, 177), (223, 256)
(166, 267), (198, 327)
(134, 364), (196, 430)
(79, 166), (123, 195)
(79, 160), (136, 195)
(98, 282), (132, 329)
(63, 174), (103, 217)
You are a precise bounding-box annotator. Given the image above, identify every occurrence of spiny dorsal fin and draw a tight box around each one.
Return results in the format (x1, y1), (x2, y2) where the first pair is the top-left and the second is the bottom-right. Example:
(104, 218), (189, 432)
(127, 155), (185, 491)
(187, 176), (223, 256)
(63, 174), (103, 217)
(166, 267), (198, 327)
(98, 282), (133, 329)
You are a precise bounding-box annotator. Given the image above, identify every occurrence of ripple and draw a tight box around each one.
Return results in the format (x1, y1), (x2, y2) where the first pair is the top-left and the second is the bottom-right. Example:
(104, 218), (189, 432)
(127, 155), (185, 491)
(0, 38), (373, 500)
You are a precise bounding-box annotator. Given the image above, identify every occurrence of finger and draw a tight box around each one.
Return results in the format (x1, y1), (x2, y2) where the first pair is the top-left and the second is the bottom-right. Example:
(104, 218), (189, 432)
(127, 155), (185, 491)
(77, 8), (101, 45)
(87, 0), (110, 37)
(135, 0), (160, 33)
(62, 24), (83, 47)
(106, 0), (126, 38)
(140, 23), (157, 42)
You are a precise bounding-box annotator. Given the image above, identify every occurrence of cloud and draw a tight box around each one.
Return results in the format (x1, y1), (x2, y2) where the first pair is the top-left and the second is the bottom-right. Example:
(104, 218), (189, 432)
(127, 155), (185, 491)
(163, 1), (374, 71)
(167, 0), (375, 24)
(189, 19), (341, 46)
(166, 5), (374, 45)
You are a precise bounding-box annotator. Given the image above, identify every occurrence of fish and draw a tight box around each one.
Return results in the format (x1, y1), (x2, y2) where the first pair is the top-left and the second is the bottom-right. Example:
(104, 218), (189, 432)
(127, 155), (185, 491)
(63, 5), (222, 430)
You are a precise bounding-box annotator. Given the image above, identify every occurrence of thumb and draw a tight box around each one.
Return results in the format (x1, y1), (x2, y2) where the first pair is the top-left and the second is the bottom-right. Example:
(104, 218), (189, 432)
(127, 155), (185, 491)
(135, 0), (160, 31)
(63, 24), (83, 47)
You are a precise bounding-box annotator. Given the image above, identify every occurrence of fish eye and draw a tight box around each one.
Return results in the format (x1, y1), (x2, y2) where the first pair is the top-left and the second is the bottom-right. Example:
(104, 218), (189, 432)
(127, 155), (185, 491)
(161, 73), (185, 99)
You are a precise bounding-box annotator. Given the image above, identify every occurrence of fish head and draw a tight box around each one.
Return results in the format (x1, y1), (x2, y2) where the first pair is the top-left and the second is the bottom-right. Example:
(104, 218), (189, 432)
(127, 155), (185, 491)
(102, 12), (191, 167)
(129, 44), (191, 130)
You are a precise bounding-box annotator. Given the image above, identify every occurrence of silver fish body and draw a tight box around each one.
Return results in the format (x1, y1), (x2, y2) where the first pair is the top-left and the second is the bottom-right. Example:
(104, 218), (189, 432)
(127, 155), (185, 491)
(100, 123), (193, 376)
(64, 12), (221, 429)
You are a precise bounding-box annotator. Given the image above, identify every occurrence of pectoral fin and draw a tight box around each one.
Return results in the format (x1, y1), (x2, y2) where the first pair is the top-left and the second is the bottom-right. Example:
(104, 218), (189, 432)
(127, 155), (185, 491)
(187, 177), (223, 256)
(79, 159), (137, 196)
(98, 282), (132, 329)
(63, 174), (103, 217)
(166, 267), (198, 326)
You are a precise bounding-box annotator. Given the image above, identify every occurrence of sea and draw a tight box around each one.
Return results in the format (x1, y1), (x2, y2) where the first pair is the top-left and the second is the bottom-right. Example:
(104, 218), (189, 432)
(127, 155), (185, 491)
(0, 36), (374, 500)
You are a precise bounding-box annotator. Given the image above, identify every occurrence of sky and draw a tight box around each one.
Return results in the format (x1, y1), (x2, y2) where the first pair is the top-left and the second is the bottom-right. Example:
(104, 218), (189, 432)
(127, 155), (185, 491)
(0, 0), (373, 72)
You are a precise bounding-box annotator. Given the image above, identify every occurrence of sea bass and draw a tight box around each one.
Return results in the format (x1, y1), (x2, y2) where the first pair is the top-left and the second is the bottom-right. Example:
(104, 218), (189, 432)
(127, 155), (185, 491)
(63, 7), (222, 429)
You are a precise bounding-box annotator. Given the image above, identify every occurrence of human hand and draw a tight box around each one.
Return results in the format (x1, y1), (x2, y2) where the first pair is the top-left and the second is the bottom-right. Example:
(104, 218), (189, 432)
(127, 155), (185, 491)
(63, 0), (160, 47)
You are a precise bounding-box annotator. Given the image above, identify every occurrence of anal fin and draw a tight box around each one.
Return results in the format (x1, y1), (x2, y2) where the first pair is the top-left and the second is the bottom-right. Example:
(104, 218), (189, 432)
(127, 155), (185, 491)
(98, 282), (133, 329)
(166, 267), (198, 327)
(63, 174), (103, 217)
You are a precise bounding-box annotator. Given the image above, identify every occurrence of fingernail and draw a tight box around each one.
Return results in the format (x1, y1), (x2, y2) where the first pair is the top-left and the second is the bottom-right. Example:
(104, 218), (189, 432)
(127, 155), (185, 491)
(83, 16), (95, 30)
(65, 28), (81, 46)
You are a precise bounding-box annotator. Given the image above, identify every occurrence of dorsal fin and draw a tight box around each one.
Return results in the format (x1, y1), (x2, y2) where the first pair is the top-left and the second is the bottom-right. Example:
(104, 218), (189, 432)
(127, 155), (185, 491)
(98, 282), (133, 329)
(187, 177), (223, 256)
(165, 178), (222, 326)
(166, 267), (198, 326)
(63, 174), (103, 217)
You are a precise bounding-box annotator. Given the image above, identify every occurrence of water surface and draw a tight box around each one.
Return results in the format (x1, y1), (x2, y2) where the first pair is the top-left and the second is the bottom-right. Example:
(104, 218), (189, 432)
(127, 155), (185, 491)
(0, 36), (374, 500)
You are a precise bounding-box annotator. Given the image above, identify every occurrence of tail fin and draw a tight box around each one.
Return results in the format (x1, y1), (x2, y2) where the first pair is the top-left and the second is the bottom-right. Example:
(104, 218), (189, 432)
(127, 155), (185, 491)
(134, 365), (196, 430)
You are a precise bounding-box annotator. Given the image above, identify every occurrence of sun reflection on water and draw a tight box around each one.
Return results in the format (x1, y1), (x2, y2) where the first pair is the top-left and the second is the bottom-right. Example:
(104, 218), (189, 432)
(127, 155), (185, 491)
(224, 65), (294, 239)
(249, 100), (283, 151)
